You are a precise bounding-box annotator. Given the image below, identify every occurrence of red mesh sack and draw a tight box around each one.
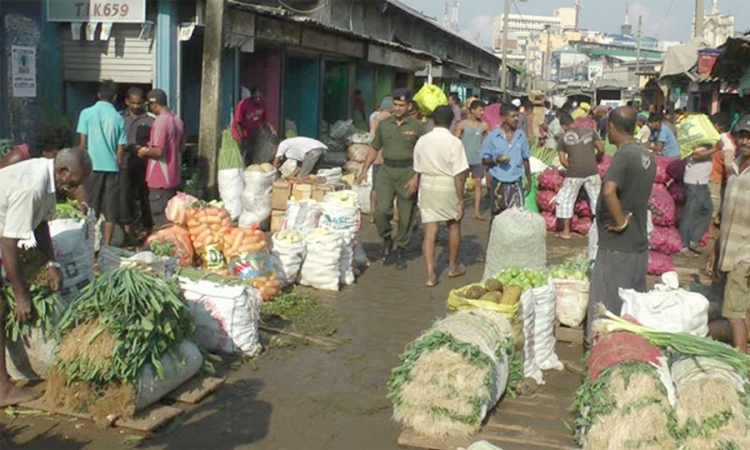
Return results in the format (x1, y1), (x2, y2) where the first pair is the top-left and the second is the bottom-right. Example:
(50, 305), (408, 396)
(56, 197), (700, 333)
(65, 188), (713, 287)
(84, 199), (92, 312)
(654, 156), (678, 185)
(667, 158), (686, 182)
(571, 215), (592, 235)
(538, 169), (565, 191)
(668, 182), (687, 205)
(598, 154), (613, 179)
(587, 331), (663, 381)
(649, 184), (677, 227)
(575, 199), (592, 217)
(648, 251), (675, 276)
(541, 211), (558, 232)
(649, 226), (683, 255)
(145, 225), (195, 267)
(536, 189), (557, 213)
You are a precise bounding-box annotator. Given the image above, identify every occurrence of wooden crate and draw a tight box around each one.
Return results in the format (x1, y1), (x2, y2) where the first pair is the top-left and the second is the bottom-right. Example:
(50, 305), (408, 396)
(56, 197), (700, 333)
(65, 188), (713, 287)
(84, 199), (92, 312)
(270, 210), (285, 233)
(555, 322), (584, 346)
(271, 181), (292, 210)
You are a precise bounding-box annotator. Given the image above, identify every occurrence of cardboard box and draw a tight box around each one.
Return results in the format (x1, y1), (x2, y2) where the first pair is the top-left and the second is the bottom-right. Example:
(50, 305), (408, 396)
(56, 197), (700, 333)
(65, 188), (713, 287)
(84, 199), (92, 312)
(312, 185), (332, 202)
(270, 210), (285, 233)
(271, 182), (292, 210)
(292, 183), (314, 201)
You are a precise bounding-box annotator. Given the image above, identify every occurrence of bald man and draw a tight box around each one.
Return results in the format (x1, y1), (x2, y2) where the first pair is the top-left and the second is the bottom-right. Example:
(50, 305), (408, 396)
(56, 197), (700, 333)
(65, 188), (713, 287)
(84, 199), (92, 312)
(0, 148), (92, 406)
(586, 107), (656, 342)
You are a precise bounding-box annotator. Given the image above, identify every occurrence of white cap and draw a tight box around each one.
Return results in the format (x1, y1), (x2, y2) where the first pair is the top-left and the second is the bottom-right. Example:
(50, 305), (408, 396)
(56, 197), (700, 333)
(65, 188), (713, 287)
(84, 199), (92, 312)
(511, 99), (521, 107)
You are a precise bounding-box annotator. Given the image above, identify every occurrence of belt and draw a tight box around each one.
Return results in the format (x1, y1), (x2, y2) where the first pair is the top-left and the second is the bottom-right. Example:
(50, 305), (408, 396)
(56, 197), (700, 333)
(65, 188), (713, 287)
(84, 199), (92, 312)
(383, 159), (413, 168)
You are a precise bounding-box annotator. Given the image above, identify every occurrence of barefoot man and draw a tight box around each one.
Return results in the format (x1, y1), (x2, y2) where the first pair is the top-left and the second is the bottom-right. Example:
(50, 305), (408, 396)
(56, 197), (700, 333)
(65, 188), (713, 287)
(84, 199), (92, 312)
(456, 100), (490, 220)
(555, 112), (605, 239)
(0, 148), (92, 406)
(414, 106), (469, 286)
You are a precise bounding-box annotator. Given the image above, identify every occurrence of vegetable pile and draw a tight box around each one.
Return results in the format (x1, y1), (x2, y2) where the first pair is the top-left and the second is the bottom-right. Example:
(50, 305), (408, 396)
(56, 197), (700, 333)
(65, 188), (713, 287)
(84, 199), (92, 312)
(494, 267), (548, 291)
(549, 260), (591, 281)
(388, 309), (519, 438)
(44, 267), (196, 422)
(54, 200), (87, 221)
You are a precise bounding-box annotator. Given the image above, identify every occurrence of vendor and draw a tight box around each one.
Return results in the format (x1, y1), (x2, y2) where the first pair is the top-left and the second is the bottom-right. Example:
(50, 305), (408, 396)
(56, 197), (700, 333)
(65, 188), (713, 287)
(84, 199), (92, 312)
(0, 148), (92, 407)
(272, 137), (328, 179)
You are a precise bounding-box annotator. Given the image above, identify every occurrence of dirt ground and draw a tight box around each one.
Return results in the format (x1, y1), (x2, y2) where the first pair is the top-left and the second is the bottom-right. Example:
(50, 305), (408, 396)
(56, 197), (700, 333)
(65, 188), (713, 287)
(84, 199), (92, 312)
(0, 206), (709, 450)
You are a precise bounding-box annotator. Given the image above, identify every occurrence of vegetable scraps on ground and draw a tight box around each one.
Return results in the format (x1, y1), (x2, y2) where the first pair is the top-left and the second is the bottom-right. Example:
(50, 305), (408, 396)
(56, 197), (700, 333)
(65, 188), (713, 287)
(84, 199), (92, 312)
(44, 267), (195, 423)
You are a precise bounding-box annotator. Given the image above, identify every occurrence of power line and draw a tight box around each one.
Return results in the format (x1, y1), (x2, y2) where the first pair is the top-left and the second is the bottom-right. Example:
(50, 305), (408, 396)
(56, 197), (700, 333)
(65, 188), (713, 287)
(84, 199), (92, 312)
(655, 0), (675, 38)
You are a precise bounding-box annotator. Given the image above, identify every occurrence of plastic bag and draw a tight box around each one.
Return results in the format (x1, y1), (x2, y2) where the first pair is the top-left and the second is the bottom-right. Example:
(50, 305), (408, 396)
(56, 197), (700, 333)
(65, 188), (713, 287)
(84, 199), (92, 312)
(179, 277), (262, 356)
(524, 174), (539, 213)
(226, 239), (280, 301)
(532, 281), (564, 371)
(648, 184), (677, 227)
(413, 84), (448, 115)
(49, 219), (95, 305)
(676, 114), (721, 158)
(135, 340), (203, 410)
(535, 189), (557, 213)
(538, 169), (565, 191)
(649, 226), (683, 255)
(145, 225), (195, 267)
(553, 279), (589, 328)
(330, 120), (356, 141)
(647, 251), (675, 276)
(284, 199), (323, 235)
(520, 290), (544, 384)
(620, 272), (709, 336)
(218, 168), (245, 220)
(165, 192), (198, 226)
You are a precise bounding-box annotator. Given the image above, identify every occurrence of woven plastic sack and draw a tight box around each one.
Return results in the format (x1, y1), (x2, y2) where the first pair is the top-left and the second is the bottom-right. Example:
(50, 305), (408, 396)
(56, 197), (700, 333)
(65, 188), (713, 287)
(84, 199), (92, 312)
(532, 281), (563, 371)
(347, 143), (371, 163)
(671, 357), (745, 393)
(320, 191), (361, 286)
(413, 84), (448, 115)
(519, 290), (544, 384)
(649, 226), (683, 255)
(241, 167), (276, 227)
(648, 251), (675, 276)
(536, 189), (556, 213)
(270, 232), (306, 286)
(538, 169), (565, 191)
(135, 340), (202, 410)
(218, 168), (245, 220)
(649, 183), (677, 227)
(283, 199), (323, 235)
(299, 231), (343, 291)
(144, 225), (195, 267)
(587, 331), (663, 381)
(676, 114), (721, 158)
(553, 279), (589, 328)
(447, 283), (523, 351)
(49, 219), (94, 305)
(483, 209), (546, 280)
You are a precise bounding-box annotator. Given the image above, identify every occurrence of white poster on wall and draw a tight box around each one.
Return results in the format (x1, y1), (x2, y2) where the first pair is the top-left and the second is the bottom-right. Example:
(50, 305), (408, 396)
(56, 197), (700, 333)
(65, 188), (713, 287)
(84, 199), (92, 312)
(11, 46), (36, 98)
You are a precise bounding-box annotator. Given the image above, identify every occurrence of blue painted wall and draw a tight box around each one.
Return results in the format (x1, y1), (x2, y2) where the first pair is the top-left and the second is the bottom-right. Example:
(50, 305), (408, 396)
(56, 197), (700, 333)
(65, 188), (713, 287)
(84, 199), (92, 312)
(156, 0), (177, 108)
(284, 58), (321, 138)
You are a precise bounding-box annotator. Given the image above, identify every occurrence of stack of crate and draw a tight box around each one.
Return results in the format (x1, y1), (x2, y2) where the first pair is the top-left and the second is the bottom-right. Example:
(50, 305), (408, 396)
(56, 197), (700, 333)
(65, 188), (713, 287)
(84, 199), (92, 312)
(269, 181), (344, 232)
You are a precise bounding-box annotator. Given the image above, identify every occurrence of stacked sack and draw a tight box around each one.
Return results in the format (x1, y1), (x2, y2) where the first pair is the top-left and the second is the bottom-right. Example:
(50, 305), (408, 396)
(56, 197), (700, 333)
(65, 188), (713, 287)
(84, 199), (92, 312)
(346, 132), (373, 214)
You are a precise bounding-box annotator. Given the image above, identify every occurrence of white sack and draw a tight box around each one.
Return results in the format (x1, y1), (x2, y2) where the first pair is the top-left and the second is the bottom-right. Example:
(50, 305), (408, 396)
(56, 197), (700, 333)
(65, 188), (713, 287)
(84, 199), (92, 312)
(241, 168), (276, 226)
(553, 279), (590, 328)
(483, 208), (547, 280)
(49, 219), (95, 305)
(520, 290), (544, 385)
(218, 168), (245, 220)
(283, 199), (323, 235)
(270, 233), (306, 286)
(320, 191), (361, 285)
(299, 232), (343, 291)
(135, 340), (203, 410)
(532, 280), (564, 371)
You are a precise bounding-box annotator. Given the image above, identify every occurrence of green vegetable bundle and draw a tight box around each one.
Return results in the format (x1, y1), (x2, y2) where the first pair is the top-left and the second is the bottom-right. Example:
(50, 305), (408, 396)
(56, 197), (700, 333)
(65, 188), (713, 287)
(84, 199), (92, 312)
(54, 200), (87, 221)
(494, 267), (548, 291)
(148, 240), (176, 258)
(218, 128), (244, 170)
(388, 309), (519, 438)
(549, 259), (591, 281)
(531, 145), (557, 166)
(52, 267), (194, 388)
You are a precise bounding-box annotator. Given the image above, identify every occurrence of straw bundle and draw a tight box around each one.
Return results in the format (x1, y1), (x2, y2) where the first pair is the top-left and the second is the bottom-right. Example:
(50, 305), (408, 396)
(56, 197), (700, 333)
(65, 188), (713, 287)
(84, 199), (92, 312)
(388, 309), (517, 438)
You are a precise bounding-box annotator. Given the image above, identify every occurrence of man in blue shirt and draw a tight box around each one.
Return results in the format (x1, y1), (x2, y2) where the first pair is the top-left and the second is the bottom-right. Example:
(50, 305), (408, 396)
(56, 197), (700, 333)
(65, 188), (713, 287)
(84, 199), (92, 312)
(482, 103), (532, 215)
(646, 113), (681, 158)
(77, 81), (127, 246)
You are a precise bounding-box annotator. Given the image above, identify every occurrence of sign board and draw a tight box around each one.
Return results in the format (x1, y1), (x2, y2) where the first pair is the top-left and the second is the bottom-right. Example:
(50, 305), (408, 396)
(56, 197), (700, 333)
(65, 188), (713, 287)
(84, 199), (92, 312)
(588, 61), (603, 81)
(11, 46), (36, 98)
(47, 0), (146, 23)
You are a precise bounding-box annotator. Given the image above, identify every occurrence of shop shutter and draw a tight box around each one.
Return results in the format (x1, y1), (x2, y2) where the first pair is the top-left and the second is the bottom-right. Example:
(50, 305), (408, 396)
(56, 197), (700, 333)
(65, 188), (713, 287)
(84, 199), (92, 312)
(61, 24), (154, 83)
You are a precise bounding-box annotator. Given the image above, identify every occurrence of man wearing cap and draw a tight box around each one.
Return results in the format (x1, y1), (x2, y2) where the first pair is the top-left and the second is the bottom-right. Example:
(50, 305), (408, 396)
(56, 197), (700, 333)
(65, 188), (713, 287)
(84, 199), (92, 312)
(77, 80), (127, 247)
(356, 88), (424, 269)
(709, 115), (750, 353)
(138, 89), (184, 230)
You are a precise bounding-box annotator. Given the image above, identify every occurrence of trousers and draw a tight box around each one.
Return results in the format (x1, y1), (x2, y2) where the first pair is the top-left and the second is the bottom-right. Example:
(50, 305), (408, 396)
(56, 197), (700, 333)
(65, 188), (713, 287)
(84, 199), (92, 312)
(374, 165), (416, 249)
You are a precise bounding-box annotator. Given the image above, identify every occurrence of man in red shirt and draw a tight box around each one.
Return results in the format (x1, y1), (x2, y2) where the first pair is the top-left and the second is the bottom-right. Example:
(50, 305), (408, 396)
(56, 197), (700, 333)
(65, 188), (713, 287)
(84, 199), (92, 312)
(232, 86), (276, 164)
(138, 89), (184, 230)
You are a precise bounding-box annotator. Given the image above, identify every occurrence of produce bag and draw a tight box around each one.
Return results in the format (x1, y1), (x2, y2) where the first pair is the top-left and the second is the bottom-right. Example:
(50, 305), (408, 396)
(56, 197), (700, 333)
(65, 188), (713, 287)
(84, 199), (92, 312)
(144, 225), (195, 267)
(667, 158), (686, 182)
(587, 218), (598, 260)
(483, 208), (547, 280)
(654, 156), (677, 185)
(284, 199), (323, 234)
(347, 143), (371, 163)
(320, 191), (361, 285)
(519, 290), (544, 384)
(135, 340), (202, 410)
(482, 104), (503, 131)
(552, 279), (589, 328)
(48, 218), (95, 305)
(531, 280), (563, 371)
(299, 229), (343, 291)
(648, 184), (677, 227)
(597, 154), (612, 179)
(241, 164), (277, 227)
(571, 215), (592, 235)
(620, 272), (709, 336)
(165, 191), (198, 226)
(538, 169), (565, 191)
(541, 211), (558, 232)
(647, 251), (675, 276)
(524, 174), (539, 213)
(413, 83), (448, 116)
(676, 113), (721, 158)
(575, 199), (592, 218)
(388, 309), (516, 438)
(535, 190), (556, 213)
(224, 229), (280, 301)
(178, 274), (263, 356)
(186, 203), (232, 252)
(270, 230), (306, 286)
(218, 128), (246, 220)
(447, 283), (523, 351)
(649, 226), (683, 255)
(6, 328), (56, 381)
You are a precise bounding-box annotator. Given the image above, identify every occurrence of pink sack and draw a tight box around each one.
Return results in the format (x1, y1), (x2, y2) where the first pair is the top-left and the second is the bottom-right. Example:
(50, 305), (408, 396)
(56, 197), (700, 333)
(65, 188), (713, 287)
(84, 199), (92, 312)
(541, 211), (558, 232)
(649, 184), (677, 227)
(649, 226), (683, 255)
(538, 169), (565, 192)
(648, 251), (675, 276)
(482, 104), (503, 131)
(536, 189), (557, 213)
(654, 156), (678, 185)
(575, 199), (592, 218)
(668, 182), (687, 206)
(667, 159), (686, 183)
(598, 154), (613, 179)
(571, 215), (592, 235)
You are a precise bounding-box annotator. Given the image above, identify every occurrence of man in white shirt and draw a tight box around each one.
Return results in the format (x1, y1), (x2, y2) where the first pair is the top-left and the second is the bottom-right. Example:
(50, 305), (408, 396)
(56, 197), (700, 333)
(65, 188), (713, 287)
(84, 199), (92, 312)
(0, 148), (92, 407)
(272, 136), (327, 179)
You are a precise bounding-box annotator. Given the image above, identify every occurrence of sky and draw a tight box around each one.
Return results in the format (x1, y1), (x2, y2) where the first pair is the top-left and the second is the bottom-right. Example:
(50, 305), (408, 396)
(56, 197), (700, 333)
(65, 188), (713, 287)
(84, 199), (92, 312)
(399, 0), (750, 48)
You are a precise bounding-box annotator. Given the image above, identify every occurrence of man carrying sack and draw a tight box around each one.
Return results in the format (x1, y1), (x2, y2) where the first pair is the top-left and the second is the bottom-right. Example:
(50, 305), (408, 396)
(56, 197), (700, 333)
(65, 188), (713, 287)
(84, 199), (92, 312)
(356, 88), (424, 269)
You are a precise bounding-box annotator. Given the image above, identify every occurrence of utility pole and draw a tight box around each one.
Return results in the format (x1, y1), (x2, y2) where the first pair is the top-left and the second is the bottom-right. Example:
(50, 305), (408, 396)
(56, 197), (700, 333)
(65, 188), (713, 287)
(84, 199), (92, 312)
(694, 0), (705, 39)
(636, 15), (642, 78)
(198, 0), (225, 197)
(500, 0), (511, 99)
(545, 26), (552, 100)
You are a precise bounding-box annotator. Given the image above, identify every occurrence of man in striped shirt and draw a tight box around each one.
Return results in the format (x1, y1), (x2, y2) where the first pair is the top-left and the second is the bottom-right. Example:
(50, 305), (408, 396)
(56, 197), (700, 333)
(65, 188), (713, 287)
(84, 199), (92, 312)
(137, 89), (184, 230)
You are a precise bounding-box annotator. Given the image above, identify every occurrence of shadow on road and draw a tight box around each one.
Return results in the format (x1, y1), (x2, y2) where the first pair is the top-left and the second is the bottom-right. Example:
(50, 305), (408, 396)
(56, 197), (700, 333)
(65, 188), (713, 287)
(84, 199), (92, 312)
(1, 421), (89, 450)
